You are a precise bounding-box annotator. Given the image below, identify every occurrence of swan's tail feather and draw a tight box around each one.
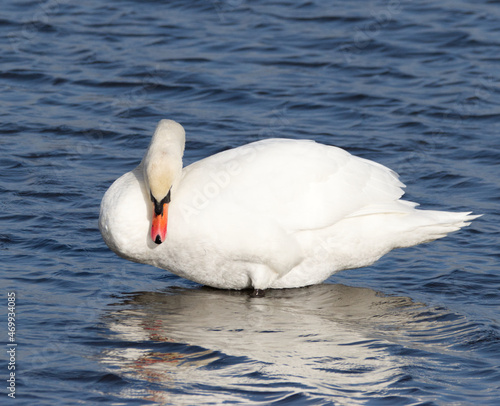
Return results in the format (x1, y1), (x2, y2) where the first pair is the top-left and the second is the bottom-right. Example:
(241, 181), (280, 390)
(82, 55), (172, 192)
(397, 210), (481, 247)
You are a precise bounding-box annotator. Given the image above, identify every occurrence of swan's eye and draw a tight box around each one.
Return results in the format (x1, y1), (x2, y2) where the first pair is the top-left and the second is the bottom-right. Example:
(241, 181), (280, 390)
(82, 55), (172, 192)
(150, 190), (171, 216)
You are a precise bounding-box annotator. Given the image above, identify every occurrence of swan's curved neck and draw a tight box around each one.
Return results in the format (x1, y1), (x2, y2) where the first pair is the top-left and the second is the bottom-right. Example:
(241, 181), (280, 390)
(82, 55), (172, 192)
(142, 120), (186, 201)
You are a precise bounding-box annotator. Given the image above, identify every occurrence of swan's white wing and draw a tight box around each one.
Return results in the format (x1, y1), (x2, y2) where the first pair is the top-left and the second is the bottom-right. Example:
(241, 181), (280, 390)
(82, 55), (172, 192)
(177, 139), (407, 232)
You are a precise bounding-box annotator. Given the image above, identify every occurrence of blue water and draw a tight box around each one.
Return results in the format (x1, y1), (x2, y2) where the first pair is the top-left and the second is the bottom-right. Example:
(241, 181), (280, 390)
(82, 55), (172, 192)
(1, 0), (499, 404)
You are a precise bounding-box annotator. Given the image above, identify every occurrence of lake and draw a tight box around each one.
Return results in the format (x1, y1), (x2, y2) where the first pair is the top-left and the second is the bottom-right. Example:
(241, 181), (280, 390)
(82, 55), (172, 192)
(1, 0), (499, 404)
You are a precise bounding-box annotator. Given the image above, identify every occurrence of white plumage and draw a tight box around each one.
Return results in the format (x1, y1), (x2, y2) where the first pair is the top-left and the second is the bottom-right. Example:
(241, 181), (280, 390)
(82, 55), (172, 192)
(99, 120), (479, 290)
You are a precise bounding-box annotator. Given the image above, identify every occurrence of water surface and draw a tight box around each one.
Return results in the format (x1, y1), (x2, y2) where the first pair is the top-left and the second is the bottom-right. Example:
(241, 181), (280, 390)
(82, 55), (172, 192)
(1, 0), (499, 404)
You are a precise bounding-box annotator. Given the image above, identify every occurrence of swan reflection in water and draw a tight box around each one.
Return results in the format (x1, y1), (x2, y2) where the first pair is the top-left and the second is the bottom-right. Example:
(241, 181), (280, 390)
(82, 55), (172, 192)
(98, 284), (456, 404)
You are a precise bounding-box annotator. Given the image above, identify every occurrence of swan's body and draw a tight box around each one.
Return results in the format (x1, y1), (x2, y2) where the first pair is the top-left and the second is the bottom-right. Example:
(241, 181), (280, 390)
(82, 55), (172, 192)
(99, 120), (478, 290)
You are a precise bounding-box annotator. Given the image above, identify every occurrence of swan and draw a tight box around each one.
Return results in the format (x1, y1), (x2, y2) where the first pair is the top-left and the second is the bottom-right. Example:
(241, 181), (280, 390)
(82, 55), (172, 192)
(99, 119), (479, 293)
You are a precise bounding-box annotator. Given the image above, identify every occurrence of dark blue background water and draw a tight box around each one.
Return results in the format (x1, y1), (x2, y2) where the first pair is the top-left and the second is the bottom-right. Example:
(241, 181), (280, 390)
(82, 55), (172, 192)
(1, 1), (499, 404)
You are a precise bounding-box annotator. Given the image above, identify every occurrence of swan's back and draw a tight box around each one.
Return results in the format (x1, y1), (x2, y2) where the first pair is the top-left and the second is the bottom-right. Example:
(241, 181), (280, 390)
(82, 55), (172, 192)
(178, 139), (407, 232)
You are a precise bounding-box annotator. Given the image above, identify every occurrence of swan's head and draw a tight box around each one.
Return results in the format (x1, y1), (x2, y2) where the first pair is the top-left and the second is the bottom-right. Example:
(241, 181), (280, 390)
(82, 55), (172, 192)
(142, 120), (185, 245)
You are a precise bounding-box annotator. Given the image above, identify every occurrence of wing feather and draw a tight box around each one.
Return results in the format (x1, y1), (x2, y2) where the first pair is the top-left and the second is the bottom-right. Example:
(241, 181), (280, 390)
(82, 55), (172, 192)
(180, 139), (407, 232)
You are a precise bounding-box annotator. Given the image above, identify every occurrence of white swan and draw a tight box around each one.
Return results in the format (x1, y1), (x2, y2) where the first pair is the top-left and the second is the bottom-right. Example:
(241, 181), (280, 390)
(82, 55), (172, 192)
(99, 119), (479, 292)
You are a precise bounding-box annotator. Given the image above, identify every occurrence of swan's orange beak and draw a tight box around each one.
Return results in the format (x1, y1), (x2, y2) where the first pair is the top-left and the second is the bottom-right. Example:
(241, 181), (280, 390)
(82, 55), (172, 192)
(151, 202), (168, 244)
